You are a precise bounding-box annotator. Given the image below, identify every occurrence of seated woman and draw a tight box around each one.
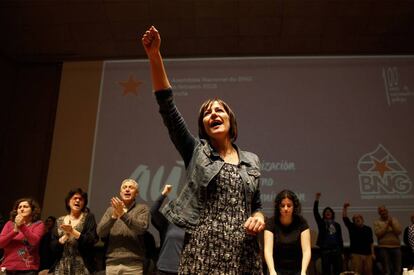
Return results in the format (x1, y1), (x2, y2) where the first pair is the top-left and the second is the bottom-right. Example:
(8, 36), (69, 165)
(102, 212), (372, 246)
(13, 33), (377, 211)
(49, 188), (98, 275)
(0, 198), (45, 275)
(264, 190), (311, 275)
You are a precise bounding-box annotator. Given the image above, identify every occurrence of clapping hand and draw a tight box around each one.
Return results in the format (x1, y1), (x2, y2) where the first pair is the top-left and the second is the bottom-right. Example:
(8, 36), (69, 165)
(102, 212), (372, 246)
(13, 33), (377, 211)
(14, 214), (24, 232)
(59, 222), (73, 244)
(60, 224), (74, 235)
(111, 197), (125, 218)
(14, 214), (24, 227)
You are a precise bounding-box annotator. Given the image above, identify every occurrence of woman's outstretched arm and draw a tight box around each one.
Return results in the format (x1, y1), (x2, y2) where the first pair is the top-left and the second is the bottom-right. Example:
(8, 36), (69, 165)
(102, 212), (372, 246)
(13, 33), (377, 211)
(141, 26), (171, 92)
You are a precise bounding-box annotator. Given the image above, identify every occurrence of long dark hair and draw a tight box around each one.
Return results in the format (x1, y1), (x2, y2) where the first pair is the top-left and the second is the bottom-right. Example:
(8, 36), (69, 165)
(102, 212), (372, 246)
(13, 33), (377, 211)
(10, 198), (41, 222)
(273, 189), (301, 221)
(198, 98), (238, 142)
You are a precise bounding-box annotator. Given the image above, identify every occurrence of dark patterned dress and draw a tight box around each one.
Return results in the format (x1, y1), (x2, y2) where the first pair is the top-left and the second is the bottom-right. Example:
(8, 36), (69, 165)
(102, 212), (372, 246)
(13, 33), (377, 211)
(53, 214), (89, 275)
(179, 163), (263, 275)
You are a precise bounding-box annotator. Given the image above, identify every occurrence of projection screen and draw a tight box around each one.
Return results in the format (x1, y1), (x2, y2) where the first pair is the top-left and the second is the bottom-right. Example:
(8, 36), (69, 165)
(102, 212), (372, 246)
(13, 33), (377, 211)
(88, 56), (414, 243)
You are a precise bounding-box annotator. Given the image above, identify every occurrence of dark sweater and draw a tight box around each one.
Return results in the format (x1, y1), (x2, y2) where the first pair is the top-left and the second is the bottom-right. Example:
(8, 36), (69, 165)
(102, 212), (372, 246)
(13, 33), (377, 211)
(151, 194), (185, 273)
(313, 200), (343, 250)
(49, 212), (98, 273)
(343, 216), (373, 255)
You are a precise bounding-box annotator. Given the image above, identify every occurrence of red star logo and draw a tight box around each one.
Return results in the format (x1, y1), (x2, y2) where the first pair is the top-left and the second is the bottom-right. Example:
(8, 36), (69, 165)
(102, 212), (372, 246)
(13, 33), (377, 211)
(118, 75), (142, 96)
(373, 158), (392, 177)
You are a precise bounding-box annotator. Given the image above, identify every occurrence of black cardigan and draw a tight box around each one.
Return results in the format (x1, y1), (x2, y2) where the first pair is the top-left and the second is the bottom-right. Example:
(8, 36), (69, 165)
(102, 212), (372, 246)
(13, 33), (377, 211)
(49, 212), (98, 273)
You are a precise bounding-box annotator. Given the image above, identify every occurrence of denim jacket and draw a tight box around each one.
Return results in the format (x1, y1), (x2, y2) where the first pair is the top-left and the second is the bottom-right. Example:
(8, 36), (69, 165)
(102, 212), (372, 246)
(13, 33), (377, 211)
(155, 89), (263, 231)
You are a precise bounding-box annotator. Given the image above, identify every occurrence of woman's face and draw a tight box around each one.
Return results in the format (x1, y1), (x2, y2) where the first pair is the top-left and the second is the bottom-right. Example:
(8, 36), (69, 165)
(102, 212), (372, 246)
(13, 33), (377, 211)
(17, 201), (33, 219)
(68, 193), (85, 214)
(279, 198), (294, 218)
(202, 101), (231, 141)
(324, 209), (333, 220)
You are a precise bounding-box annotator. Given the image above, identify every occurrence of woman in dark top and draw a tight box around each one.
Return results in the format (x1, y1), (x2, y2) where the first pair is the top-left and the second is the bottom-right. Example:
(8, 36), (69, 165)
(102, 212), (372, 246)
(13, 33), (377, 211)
(313, 192), (343, 275)
(49, 188), (98, 275)
(151, 184), (185, 275)
(142, 26), (265, 274)
(264, 190), (311, 275)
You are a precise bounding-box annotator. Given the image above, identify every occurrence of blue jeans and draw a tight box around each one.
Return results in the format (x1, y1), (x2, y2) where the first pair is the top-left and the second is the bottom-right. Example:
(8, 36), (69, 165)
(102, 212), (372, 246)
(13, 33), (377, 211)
(377, 247), (401, 275)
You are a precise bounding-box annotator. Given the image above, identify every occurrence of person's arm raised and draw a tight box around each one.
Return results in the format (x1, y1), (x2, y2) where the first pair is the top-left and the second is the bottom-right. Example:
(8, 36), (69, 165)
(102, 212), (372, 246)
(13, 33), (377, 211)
(141, 26), (171, 92)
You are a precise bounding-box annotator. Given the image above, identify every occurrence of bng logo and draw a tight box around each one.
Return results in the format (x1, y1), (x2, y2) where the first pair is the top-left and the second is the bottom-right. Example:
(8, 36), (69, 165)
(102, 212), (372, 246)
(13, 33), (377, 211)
(129, 160), (185, 201)
(358, 144), (412, 199)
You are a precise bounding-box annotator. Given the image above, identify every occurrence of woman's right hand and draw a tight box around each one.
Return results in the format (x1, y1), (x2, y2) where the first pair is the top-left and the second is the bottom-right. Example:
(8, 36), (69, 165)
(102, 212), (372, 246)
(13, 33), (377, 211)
(59, 234), (69, 244)
(141, 26), (171, 91)
(142, 26), (161, 59)
(14, 214), (24, 227)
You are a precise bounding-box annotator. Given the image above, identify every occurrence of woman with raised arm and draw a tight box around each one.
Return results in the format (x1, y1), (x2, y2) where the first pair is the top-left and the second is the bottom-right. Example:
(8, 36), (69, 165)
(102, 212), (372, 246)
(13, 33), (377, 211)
(313, 192), (343, 275)
(0, 198), (45, 275)
(264, 190), (311, 275)
(142, 26), (265, 274)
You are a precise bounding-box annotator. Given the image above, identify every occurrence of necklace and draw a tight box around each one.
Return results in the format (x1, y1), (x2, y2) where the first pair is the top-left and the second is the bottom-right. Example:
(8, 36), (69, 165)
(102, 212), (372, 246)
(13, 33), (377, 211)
(66, 213), (83, 226)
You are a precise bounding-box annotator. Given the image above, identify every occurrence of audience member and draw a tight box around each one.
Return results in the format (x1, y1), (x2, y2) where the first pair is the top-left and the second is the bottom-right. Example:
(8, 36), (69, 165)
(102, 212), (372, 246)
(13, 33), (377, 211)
(264, 189), (311, 275)
(49, 188), (98, 274)
(403, 213), (414, 268)
(151, 184), (185, 275)
(0, 212), (4, 231)
(97, 179), (149, 275)
(313, 192), (343, 275)
(38, 216), (56, 274)
(342, 202), (375, 275)
(408, 222), (414, 254)
(403, 213), (414, 249)
(0, 198), (45, 274)
(408, 223), (414, 268)
(374, 205), (402, 275)
(143, 230), (157, 275)
(0, 212), (4, 261)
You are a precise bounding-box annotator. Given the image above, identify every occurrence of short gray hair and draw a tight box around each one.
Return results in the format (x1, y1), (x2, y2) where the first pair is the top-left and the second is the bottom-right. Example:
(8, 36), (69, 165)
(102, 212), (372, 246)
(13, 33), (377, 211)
(121, 179), (139, 190)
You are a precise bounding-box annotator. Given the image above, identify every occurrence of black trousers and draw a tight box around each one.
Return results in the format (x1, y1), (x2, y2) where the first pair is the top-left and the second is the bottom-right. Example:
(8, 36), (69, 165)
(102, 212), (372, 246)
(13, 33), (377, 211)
(6, 271), (38, 275)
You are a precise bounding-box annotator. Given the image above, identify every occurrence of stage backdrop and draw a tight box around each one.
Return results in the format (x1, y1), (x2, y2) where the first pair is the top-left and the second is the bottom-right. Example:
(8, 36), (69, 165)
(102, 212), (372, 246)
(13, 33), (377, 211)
(88, 56), (414, 243)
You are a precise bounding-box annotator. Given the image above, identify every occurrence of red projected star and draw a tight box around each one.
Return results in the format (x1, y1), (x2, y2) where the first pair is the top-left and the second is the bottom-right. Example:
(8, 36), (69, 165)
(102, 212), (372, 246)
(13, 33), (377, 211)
(118, 75), (142, 96)
(373, 158), (392, 177)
